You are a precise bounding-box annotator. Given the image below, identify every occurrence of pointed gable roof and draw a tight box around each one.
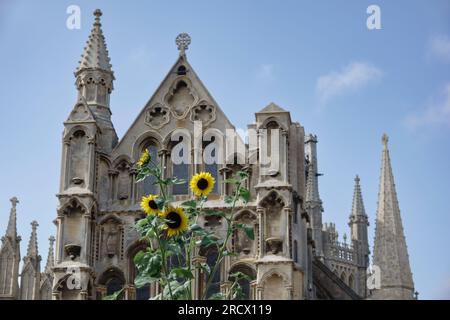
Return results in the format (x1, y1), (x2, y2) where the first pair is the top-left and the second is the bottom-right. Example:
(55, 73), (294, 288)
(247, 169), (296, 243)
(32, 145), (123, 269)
(75, 9), (113, 75)
(258, 102), (288, 114)
(111, 34), (236, 155)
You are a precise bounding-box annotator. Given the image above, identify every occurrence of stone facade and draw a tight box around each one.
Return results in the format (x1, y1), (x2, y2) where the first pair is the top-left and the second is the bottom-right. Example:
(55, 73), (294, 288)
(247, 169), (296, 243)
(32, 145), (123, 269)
(0, 9), (415, 300)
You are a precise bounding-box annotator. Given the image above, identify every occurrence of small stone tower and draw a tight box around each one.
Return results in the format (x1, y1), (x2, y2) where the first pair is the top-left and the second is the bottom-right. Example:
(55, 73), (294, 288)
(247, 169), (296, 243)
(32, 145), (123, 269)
(348, 175), (369, 296)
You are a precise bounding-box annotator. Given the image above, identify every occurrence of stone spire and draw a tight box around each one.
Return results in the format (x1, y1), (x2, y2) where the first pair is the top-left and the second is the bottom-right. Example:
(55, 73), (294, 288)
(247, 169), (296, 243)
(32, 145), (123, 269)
(371, 134), (415, 299)
(20, 221), (41, 300)
(349, 175), (367, 219)
(4, 197), (20, 242)
(305, 135), (321, 204)
(76, 9), (113, 74)
(0, 197), (21, 300)
(25, 221), (39, 260)
(305, 134), (324, 258)
(44, 236), (55, 274)
(72, 8), (118, 152)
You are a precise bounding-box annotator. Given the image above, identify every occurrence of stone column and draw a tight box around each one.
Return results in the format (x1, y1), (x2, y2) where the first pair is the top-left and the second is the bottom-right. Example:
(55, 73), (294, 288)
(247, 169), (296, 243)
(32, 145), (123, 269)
(250, 280), (257, 300)
(284, 206), (292, 258)
(192, 256), (206, 299)
(256, 207), (265, 257)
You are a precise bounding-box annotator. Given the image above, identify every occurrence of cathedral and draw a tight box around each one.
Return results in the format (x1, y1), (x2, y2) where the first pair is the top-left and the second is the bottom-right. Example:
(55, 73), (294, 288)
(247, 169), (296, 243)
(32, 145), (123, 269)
(0, 9), (415, 300)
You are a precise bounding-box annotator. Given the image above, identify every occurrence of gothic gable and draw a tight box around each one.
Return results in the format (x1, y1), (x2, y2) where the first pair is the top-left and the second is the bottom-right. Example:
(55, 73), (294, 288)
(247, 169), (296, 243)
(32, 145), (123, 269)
(110, 55), (236, 163)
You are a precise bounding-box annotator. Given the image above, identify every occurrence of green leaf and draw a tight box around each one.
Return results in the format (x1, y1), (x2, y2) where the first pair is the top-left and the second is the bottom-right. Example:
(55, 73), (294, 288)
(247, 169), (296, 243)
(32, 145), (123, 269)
(224, 178), (239, 185)
(103, 288), (124, 300)
(239, 188), (251, 203)
(181, 200), (197, 208)
(237, 170), (249, 180)
(171, 267), (194, 280)
(189, 224), (202, 231)
(244, 225), (255, 240)
(208, 292), (225, 300)
(199, 262), (211, 275)
(134, 274), (158, 288)
(224, 195), (234, 204)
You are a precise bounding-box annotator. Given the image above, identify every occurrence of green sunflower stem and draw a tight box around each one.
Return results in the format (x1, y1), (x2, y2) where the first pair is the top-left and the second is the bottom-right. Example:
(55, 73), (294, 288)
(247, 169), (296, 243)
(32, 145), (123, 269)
(201, 182), (241, 300)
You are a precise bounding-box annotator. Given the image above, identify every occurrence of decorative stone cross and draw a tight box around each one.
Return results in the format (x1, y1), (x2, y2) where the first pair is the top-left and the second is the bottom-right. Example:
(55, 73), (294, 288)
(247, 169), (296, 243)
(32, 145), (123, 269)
(31, 220), (39, 229)
(49, 236), (55, 245)
(176, 33), (191, 55)
(10, 196), (19, 208)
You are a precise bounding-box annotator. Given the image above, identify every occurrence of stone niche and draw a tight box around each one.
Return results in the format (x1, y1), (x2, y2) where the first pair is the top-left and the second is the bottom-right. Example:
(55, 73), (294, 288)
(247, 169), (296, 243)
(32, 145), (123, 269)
(262, 273), (285, 300)
(261, 192), (285, 255)
(165, 79), (196, 119)
(99, 217), (123, 260)
(233, 210), (257, 257)
(97, 159), (110, 208)
(69, 130), (89, 187)
(62, 200), (85, 260)
(116, 161), (130, 201)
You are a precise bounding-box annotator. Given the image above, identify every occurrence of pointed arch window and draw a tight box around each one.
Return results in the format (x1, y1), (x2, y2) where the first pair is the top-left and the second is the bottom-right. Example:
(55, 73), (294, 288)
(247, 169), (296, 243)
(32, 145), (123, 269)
(138, 142), (159, 198)
(202, 137), (220, 195)
(168, 135), (190, 196)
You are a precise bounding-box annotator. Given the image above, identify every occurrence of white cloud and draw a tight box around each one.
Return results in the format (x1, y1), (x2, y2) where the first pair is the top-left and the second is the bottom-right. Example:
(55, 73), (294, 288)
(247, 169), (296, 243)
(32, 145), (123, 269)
(256, 64), (274, 81)
(429, 35), (450, 63)
(316, 62), (383, 104)
(405, 83), (450, 129)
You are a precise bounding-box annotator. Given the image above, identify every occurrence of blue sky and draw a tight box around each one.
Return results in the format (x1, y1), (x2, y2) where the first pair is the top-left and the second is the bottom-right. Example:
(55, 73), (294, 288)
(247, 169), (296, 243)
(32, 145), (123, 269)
(0, 0), (449, 299)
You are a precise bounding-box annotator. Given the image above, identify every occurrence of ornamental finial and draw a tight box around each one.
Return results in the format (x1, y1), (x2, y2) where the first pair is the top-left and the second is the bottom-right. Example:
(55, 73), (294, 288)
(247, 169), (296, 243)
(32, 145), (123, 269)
(10, 196), (19, 208)
(176, 33), (191, 56)
(93, 9), (102, 26)
(382, 133), (389, 149)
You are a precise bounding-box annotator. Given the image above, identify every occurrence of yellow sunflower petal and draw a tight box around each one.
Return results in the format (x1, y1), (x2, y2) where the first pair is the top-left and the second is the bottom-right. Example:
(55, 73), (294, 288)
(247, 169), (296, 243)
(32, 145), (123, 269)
(190, 172), (215, 197)
(137, 149), (150, 168)
(162, 207), (188, 237)
(140, 194), (160, 215)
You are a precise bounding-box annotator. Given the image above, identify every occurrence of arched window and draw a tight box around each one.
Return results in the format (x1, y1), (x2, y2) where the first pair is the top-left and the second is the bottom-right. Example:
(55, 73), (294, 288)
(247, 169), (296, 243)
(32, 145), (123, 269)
(170, 136), (189, 195)
(204, 140), (219, 195)
(99, 268), (125, 299)
(205, 142), (219, 194)
(200, 246), (220, 299)
(229, 264), (256, 300)
(348, 274), (355, 290)
(340, 271), (347, 285)
(138, 142), (159, 198)
(128, 243), (151, 300)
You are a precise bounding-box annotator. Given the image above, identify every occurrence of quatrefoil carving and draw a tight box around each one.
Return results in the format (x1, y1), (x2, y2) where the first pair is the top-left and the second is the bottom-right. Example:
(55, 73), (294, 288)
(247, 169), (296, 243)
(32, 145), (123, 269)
(145, 103), (170, 129)
(190, 102), (216, 126)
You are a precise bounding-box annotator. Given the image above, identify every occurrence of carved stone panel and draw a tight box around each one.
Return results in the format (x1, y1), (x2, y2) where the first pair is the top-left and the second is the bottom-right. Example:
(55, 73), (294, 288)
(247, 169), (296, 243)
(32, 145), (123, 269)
(101, 218), (122, 259)
(165, 80), (196, 119)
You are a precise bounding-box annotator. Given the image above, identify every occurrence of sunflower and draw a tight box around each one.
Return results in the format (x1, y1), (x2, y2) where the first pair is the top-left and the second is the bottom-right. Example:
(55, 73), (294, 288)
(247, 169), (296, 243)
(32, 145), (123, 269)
(137, 149), (151, 168)
(190, 172), (215, 197)
(140, 195), (160, 215)
(161, 207), (188, 237)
